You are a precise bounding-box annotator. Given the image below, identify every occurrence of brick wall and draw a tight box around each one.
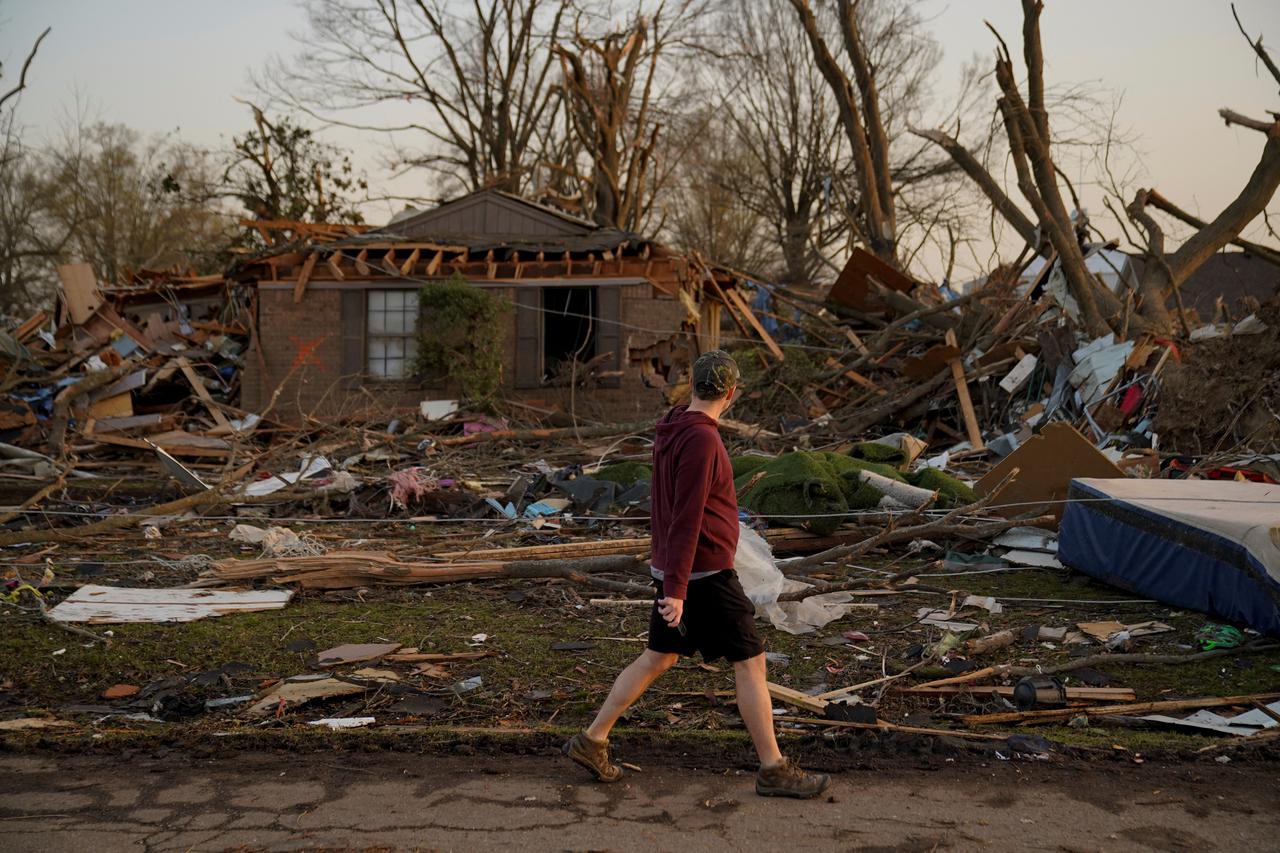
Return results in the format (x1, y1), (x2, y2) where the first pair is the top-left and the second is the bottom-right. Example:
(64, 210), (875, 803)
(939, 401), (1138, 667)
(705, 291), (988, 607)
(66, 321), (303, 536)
(242, 281), (693, 423)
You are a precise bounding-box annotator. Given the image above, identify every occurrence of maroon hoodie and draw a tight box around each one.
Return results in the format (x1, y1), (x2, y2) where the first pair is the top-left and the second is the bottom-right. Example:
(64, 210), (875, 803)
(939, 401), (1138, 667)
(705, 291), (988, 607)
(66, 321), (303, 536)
(650, 405), (739, 599)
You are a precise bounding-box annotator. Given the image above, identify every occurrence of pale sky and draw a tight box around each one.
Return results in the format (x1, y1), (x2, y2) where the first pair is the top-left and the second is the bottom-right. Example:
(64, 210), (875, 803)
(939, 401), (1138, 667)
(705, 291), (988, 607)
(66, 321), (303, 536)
(4, 0), (1280, 279)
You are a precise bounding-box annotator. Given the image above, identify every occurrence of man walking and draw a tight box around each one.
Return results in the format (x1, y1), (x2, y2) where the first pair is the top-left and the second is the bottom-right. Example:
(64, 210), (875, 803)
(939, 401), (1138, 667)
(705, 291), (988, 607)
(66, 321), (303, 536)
(563, 350), (830, 799)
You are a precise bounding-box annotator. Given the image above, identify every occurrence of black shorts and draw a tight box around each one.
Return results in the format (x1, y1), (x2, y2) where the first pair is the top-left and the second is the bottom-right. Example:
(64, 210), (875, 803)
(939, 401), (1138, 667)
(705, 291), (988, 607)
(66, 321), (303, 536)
(647, 570), (765, 664)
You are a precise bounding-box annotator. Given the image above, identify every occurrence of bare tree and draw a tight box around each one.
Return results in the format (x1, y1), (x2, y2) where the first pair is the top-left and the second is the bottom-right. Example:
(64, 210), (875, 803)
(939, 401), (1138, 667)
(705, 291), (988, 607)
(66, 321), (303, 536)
(42, 122), (231, 283)
(784, 0), (988, 274)
(0, 26), (50, 117)
(661, 105), (777, 276)
(912, 0), (1280, 337)
(0, 25), (54, 314)
(1122, 5), (1280, 333)
(224, 106), (368, 230)
(707, 0), (845, 285)
(0, 116), (61, 315)
(271, 0), (571, 197)
(555, 3), (707, 233)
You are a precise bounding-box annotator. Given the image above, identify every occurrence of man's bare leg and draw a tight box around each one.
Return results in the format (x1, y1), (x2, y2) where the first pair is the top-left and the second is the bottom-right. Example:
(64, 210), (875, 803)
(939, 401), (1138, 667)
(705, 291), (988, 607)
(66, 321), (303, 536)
(733, 652), (784, 767)
(585, 649), (678, 742)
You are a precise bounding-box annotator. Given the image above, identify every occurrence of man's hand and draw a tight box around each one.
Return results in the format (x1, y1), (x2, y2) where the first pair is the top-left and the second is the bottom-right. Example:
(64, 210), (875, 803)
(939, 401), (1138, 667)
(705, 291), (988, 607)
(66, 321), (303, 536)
(658, 596), (684, 629)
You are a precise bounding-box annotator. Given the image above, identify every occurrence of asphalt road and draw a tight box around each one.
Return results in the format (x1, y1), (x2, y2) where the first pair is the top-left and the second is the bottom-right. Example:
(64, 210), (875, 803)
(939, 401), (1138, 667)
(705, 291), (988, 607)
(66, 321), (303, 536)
(1, 749), (1276, 851)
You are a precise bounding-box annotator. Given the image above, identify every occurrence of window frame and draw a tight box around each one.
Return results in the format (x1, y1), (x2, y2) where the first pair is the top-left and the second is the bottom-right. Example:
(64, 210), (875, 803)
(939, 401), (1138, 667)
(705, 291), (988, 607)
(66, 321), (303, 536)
(364, 288), (420, 381)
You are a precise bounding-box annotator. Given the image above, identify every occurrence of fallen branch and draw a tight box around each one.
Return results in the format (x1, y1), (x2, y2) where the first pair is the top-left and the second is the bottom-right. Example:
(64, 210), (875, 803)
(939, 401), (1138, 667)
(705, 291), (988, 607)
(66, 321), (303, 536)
(775, 715), (1009, 742)
(962, 691), (1280, 726)
(435, 420), (652, 447)
(1005, 642), (1279, 677)
(0, 487), (232, 547)
(784, 474), (1025, 574)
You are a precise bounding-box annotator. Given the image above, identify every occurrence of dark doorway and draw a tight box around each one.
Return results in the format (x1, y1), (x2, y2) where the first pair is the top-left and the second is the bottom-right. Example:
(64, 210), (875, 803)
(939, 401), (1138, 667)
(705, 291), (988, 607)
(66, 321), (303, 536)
(542, 287), (597, 383)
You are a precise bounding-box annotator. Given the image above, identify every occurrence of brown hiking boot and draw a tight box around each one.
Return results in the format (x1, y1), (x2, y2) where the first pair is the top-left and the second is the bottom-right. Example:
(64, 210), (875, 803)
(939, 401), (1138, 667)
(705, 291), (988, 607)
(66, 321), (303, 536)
(755, 758), (830, 799)
(562, 731), (622, 783)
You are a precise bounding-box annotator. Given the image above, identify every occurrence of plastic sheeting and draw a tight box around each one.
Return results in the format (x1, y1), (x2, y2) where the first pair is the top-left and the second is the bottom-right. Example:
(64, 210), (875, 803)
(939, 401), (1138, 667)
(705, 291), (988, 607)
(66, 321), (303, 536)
(735, 524), (869, 635)
(1058, 478), (1280, 635)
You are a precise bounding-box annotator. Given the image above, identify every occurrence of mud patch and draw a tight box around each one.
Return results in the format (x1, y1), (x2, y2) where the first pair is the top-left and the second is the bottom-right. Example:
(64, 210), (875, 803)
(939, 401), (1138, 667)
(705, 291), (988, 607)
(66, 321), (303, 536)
(1153, 299), (1280, 455)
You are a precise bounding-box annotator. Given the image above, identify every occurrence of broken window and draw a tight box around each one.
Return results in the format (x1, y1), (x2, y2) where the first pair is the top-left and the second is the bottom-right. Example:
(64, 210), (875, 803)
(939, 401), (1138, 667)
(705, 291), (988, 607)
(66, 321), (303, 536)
(366, 289), (419, 379)
(541, 286), (597, 383)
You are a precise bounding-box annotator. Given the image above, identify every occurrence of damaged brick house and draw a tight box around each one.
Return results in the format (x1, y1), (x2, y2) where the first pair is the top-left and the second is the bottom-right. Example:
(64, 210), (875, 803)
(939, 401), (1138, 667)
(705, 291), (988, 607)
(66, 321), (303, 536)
(235, 190), (776, 421)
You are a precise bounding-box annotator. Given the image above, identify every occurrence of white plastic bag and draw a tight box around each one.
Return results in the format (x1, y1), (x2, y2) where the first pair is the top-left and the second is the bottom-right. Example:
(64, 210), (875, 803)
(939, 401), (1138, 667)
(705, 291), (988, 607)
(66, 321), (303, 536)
(733, 523), (861, 635)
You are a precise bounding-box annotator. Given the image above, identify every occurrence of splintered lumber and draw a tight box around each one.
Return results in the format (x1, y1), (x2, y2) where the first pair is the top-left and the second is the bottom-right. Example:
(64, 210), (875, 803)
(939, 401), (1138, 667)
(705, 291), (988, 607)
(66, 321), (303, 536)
(768, 682), (829, 715)
(944, 329), (984, 450)
(835, 370), (949, 434)
(895, 685), (1136, 702)
(962, 692), (1280, 726)
(205, 551), (648, 590)
(176, 357), (231, 430)
(437, 537), (650, 561)
(385, 651), (494, 663)
(57, 263), (104, 324)
(436, 528), (881, 563)
(775, 715), (1009, 742)
(292, 252), (318, 303)
(722, 286), (784, 360)
(436, 420), (653, 447)
(915, 665), (1010, 689)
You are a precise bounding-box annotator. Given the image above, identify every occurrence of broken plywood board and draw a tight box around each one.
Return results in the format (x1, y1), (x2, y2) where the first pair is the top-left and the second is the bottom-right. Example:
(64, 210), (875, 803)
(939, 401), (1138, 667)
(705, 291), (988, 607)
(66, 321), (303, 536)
(1001, 550), (1064, 569)
(316, 642), (402, 667)
(246, 675), (367, 717)
(975, 422), (1123, 523)
(46, 585), (293, 624)
(57, 263), (104, 325)
(994, 527), (1059, 553)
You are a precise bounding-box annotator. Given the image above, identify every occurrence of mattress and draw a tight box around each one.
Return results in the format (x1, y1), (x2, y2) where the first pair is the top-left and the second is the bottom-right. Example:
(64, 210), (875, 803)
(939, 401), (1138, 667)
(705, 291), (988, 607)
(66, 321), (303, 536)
(1058, 478), (1280, 635)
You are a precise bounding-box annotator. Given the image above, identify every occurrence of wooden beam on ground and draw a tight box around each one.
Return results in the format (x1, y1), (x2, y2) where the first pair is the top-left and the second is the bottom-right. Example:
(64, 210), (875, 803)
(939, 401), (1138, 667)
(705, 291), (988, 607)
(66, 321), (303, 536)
(944, 329), (984, 450)
(962, 692), (1280, 726)
(767, 682), (829, 715)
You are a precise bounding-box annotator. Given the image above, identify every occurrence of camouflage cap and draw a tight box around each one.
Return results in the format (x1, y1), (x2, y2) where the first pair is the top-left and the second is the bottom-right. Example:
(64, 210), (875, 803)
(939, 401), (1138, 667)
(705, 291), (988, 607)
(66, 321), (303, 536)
(691, 349), (740, 400)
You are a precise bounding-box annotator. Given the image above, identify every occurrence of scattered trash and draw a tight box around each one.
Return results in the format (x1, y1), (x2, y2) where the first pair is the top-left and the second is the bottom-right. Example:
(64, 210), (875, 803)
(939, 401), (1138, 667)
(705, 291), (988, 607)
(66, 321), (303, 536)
(309, 717), (377, 729)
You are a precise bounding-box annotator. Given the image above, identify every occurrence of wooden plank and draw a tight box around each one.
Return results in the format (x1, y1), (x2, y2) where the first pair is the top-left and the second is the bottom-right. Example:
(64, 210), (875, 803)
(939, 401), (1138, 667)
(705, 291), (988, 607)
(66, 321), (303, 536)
(722, 286), (784, 360)
(14, 311), (47, 342)
(57, 263), (103, 325)
(775, 715), (1009, 742)
(87, 392), (133, 420)
(844, 328), (870, 356)
(944, 329), (984, 450)
(354, 248), (371, 276)
(46, 584), (293, 624)
(89, 413), (167, 433)
(895, 685), (1137, 701)
(176, 357), (231, 430)
(767, 681), (828, 715)
(292, 252), (318, 304)
(89, 433), (231, 458)
(963, 692), (1280, 726)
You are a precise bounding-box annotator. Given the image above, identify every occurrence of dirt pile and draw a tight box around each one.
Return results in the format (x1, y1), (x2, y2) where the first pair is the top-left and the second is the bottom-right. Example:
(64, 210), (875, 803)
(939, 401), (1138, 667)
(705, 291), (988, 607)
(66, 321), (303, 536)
(1154, 300), (1280, 455)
